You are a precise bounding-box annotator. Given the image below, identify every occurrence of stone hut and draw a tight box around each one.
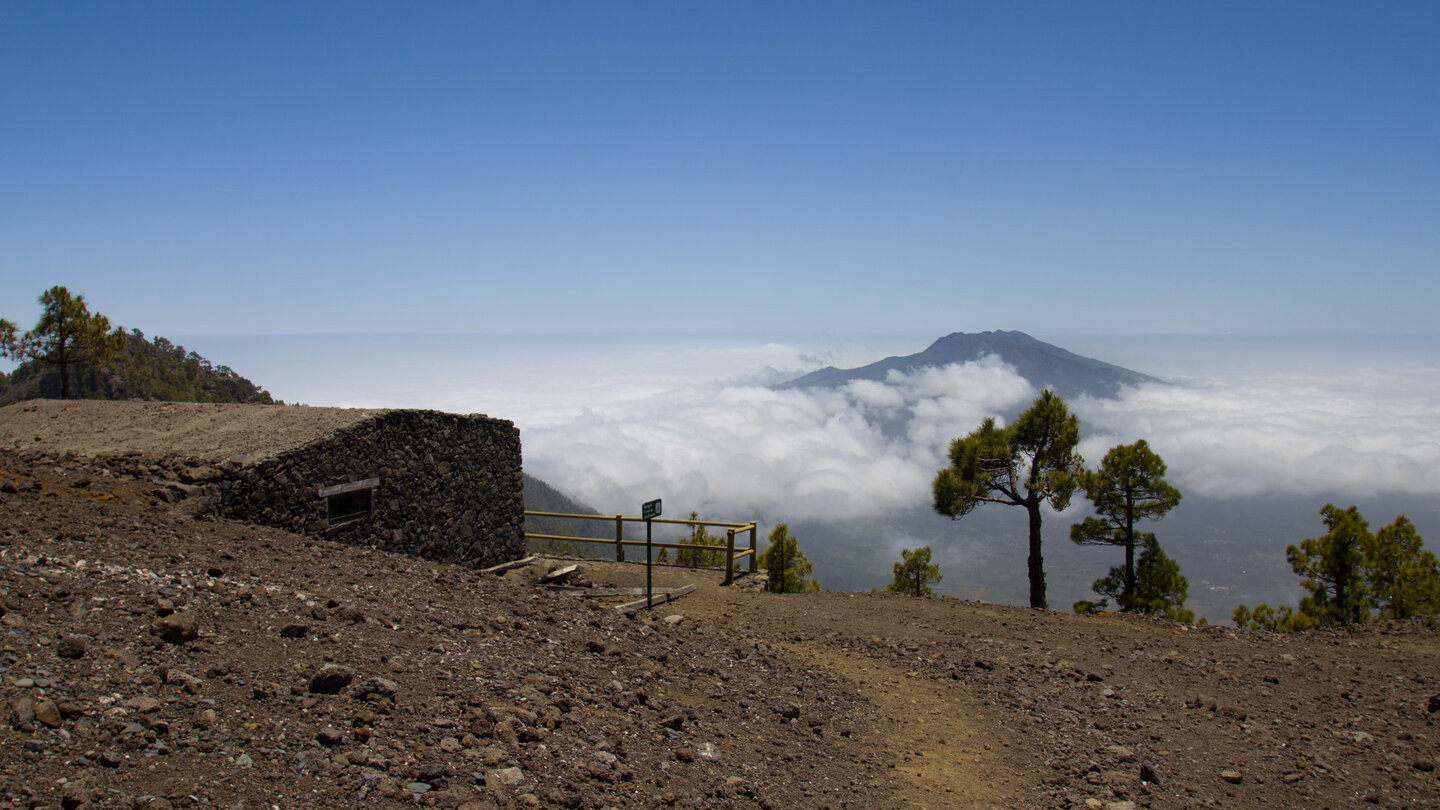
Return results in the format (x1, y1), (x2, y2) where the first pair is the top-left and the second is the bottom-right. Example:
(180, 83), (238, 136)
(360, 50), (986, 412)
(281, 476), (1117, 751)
(0, 400), (525, 568)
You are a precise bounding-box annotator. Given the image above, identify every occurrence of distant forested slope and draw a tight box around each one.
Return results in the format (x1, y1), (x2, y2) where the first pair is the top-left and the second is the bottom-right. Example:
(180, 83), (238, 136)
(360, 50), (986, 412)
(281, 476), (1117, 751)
(522, 474), (615, 557)
(0, 330), (273, 406)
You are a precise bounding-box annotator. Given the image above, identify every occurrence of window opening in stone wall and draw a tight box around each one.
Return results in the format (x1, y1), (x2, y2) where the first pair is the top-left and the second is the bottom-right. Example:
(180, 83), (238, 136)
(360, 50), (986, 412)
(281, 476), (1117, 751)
(327, 489), (372, 523)
(318, 478), (380, 526)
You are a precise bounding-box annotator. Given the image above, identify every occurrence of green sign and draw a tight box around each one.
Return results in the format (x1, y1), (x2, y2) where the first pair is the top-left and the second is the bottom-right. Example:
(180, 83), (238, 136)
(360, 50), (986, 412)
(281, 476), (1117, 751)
(642, 499), (662, 520)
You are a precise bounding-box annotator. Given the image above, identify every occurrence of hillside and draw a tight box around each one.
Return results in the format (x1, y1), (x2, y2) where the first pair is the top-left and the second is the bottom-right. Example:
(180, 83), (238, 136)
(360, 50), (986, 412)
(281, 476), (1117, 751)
(774, 330), (1159, 400)
(3, 451), (1438, 809)
(522, 472), (615, 554)
(0, 330), (273, 406)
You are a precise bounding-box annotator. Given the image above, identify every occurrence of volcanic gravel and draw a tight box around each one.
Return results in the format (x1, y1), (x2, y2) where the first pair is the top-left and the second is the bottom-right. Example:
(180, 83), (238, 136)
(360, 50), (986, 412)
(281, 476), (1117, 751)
(2, 450), (1438, 810)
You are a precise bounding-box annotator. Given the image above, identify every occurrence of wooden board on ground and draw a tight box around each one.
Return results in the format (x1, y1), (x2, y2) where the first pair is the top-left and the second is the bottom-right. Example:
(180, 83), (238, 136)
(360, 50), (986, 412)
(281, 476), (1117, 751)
(537, 564), (579, 583)
(546, 586), (671, 597)
(481, 555), (539, 575)
(616, 583), (698, 615)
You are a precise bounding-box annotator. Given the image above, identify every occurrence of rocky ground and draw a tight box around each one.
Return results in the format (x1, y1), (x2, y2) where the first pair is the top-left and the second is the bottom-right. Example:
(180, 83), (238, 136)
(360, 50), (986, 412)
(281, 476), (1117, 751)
(2, 450), (1438, 809)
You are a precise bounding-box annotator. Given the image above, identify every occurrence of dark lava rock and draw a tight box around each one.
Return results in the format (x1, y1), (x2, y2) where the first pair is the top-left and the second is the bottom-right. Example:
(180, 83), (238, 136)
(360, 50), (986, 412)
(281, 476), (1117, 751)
(352, 676), (398, 699)
(154, 612), (199, 644)
(56, 635), (87, 659)
(308, 664), (356, 694)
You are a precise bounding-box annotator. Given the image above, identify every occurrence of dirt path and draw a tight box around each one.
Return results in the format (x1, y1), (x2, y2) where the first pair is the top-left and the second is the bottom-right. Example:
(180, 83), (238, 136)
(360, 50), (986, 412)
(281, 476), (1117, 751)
(770, 640), (1023, 810)
(604, 564), (1440, 810)
(648, 579), (1040, 809)
(562, 560), (1038, 806)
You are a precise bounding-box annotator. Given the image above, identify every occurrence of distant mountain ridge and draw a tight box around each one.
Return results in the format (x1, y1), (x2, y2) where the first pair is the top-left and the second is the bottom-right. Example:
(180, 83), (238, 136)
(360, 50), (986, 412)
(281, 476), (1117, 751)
(774, 330), (1159, 400)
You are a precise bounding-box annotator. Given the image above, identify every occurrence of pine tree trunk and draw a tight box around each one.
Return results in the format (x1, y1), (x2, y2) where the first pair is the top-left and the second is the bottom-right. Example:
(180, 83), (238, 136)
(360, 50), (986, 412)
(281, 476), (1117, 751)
(1027, 499), (1046, 609)
(1122, 495), (1136, 606)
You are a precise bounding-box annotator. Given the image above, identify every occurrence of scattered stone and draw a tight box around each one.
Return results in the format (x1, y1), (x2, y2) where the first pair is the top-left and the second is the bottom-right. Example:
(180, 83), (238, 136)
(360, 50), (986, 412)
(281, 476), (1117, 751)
(316, 725), (346, 747)
(489, 766), (525, 787)
(1140, 762), (1161, 785)
(124, 696), (162, 714)
(695, 742), (721, 762)
(60, 781), (92, 810)
(165, 669), (204, 694)
(308, 664), (356, 694)
(1220, 769), (1244, 784)
(56, 635), (87, 659)
(10, 696), (36, 731)
(154, 612), (199, 644)
(353, 676), (398, 699)
(280, 623), (311, 638)
(33, 699), (61, 728)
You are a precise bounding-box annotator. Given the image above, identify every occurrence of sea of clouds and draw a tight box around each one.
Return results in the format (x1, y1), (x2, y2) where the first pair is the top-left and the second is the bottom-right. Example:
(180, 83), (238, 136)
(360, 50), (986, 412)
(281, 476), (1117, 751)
(190, 332), (1440, 530)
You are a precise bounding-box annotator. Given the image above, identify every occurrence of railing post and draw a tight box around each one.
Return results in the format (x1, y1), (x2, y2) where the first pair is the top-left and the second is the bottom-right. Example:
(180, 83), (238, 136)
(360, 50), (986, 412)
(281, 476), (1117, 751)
(724, 528), (736, 585)
(615, 515), (624, 562)
(749, 523), (757, 574)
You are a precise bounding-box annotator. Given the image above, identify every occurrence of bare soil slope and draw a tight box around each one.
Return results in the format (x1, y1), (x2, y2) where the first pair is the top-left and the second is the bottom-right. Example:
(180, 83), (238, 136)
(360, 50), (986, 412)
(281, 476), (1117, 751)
(2, 451), (1438, 810)
(0, 401), (387, 464)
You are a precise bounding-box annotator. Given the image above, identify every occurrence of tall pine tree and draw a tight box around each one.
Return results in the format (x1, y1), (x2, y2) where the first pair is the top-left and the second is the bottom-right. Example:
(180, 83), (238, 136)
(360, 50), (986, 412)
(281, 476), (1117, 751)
(1070, 440), (1182, 611)
(1, 286), (125, 400)
(757, 523), (818, 593)
(933, 391), (1082, 609)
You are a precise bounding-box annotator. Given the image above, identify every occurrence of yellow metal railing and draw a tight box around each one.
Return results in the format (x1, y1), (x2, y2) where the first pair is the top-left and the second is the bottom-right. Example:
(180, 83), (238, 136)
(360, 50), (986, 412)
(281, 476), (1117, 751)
(524, 511), (758, 585)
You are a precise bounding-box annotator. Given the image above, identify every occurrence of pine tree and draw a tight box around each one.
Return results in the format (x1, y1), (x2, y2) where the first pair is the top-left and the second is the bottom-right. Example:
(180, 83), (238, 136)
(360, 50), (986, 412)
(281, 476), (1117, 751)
(1366, 515), (1440, 620)
(675, 512), (725, 568)
(756, 523), (818, 593)
(933, 390), (1082, 609)
(1287, 504), (1371, 625)
(1086, 535), (1194, 622)
(887, 547), (942, 598)
(1070, 440), (1181, 611)
(1239, 505), (1440, 631)
(1, 286), (125, 399)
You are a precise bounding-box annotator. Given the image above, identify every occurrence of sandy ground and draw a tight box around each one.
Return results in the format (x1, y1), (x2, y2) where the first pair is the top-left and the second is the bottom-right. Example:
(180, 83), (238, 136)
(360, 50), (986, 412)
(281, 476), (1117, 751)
(0, 400), (385, 463)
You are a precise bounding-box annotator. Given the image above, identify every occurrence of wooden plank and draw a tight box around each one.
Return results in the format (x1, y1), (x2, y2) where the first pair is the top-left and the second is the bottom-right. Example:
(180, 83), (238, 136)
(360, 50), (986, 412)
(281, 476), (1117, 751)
(615, 583), (698, 615)
(317, 478), (381, 498)
(537, 564), (579, 583)
(480, 555), (539, 575)
(546, 586), (654, 597)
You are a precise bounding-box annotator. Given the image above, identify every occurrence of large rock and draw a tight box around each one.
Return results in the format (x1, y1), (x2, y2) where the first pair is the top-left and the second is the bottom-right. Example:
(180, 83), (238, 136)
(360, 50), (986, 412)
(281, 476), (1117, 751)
(154, 612), (199, 644)
(309, 664), (356, 694)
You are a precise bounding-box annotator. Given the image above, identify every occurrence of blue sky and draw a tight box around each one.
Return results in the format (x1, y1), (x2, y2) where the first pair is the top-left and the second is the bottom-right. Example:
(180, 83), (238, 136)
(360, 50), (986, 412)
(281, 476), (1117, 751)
(3, 1), (1437, 336)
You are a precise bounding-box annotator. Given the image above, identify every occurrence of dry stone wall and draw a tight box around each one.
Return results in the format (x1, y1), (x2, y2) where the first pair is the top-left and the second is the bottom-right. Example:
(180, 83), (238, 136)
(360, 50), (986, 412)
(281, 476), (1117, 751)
(215, 410), (524, 568)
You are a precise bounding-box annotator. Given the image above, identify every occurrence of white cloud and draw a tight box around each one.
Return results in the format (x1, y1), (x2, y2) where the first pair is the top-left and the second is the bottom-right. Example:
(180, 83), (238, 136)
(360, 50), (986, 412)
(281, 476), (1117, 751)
(525, 354), (1040, 522)
(197, 332), (1440, 522)
(527, 336), (1440, 523)
(1074, 366), (1440, 498)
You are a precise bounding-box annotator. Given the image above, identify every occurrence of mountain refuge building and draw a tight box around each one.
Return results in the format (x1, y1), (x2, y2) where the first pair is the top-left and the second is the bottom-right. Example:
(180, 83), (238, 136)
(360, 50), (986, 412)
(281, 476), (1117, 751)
(0, 400), (525, 568)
